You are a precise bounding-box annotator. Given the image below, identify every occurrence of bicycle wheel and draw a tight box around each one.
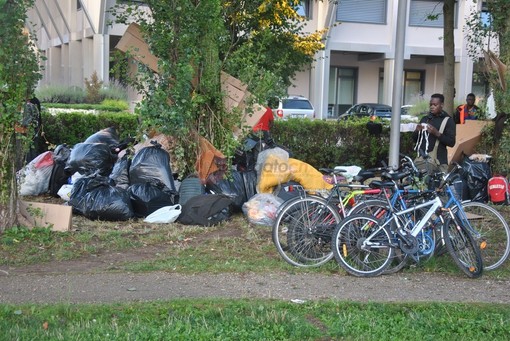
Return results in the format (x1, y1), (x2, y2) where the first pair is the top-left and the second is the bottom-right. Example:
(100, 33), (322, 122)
(455, 202), (510, 271)
(443, 217), (483, 278)
(350, 200), (436, 274)
(331, 214), (394, 277)
(272, 196), (341, 267)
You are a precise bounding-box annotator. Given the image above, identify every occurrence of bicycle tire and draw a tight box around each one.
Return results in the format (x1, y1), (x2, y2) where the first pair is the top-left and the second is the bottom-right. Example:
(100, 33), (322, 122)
(350, 200), (436, 274)
(443, 217), (483, 278)
(331, 214), (394, 277)
(272, 196), (341, 267)
(455, 201), (510, 271)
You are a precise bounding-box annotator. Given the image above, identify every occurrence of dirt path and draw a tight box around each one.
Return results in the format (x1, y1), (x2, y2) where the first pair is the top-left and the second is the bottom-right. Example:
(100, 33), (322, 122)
(1, 257), (509, 304)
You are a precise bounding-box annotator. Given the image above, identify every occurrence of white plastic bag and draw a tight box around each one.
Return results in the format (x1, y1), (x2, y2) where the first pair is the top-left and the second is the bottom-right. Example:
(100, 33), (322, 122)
(57, 184), (73, 202)
(18, 151), (54, 196)
(143, 204), (182, 223)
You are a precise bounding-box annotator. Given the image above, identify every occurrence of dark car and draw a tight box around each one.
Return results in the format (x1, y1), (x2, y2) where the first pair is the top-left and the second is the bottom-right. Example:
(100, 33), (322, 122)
(339, 103), (392, 120)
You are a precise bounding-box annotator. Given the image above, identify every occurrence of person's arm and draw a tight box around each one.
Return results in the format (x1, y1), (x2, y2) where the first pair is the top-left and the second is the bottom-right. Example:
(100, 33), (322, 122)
(453, 106), (461, 124)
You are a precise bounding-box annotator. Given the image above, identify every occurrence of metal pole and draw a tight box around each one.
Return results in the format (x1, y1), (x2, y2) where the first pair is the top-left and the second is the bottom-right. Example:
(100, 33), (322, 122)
(389, 0), (409, 170)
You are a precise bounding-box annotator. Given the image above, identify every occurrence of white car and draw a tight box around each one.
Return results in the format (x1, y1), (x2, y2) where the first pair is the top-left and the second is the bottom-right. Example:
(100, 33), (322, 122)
(272, 95), (315, 119)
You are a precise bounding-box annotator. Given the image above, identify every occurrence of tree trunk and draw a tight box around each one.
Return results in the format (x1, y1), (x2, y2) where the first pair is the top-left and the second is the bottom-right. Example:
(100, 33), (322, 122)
(0, 128), (20, 232)
(443, 0), (455, 116)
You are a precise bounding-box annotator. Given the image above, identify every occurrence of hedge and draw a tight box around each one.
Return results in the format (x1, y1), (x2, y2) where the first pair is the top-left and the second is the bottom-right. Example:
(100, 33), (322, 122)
(41, 111), (481, 171)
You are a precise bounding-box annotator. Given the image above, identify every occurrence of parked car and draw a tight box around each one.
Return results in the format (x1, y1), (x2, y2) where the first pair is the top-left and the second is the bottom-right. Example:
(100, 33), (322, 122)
(272, 95), (315, 119)
(339, 103), (419, 122)
(339, 103), (392, 120)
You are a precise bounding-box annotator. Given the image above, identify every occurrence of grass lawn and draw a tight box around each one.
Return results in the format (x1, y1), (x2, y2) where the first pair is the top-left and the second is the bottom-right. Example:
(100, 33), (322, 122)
(1, 300), (510, 340)
(1, 199), (510, 339)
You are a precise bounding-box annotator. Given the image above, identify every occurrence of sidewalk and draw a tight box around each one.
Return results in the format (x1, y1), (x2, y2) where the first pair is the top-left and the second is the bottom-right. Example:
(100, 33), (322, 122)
(1, 271), (508, 304)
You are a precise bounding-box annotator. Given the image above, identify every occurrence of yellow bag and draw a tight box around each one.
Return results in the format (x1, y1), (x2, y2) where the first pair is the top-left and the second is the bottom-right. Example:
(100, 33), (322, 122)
(257, 154), (291, 193)
(289, 158), (333, 191)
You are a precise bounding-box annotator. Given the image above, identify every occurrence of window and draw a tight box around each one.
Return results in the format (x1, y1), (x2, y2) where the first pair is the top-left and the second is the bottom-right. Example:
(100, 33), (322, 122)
(296, 1), (311, 20)
(77, 0), (82, 10)
(481, 2), (492, 28)
(403, 70), (424, 105)
(409, 0), (458, 28)
(337, 0), (387, 24)
(328, 67), (358, 117)
(378, 69), (425, 105)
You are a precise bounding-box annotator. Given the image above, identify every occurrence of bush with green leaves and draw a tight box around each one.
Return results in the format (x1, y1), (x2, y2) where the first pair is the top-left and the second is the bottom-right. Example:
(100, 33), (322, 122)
(272, 118), (416, 169)
(41, 111), (139, 147)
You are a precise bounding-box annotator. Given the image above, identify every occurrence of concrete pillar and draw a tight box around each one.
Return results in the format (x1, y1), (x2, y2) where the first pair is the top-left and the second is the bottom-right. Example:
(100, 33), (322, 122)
(69, 40), (83, 87)
(383, 58), (395, 106)
(61, 43), (69, 85)
(311, 48), (331, 120)
(93, 33), (109, 84)
(48, 47), (62, 85)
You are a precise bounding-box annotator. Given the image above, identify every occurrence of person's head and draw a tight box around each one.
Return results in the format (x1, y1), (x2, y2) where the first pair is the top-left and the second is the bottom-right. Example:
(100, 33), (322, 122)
(466, 93), (476, 107)
(429, 93), (444, 115)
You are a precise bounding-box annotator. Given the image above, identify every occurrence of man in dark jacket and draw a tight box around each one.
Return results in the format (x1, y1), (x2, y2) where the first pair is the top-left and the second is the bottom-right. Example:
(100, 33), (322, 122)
(412, 93), (456, 173)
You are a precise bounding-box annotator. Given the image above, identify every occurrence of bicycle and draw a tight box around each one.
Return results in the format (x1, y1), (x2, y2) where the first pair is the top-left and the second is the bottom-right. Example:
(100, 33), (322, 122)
(330, 169), (484, 278)
(404, 153), (510, 271)
(272, 167), (385, 267)
(351, 154), (510, 272)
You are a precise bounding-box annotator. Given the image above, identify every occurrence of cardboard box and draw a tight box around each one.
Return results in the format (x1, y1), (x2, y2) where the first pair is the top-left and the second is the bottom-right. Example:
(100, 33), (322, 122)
(19, 201), (72, 232)
(115, 23), (159, 73)
(447, 120), (491, 164)
(115, 23), (265, 134)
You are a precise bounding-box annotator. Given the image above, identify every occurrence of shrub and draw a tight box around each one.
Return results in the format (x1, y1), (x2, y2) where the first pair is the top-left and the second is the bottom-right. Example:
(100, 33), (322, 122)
(36, 85), (86, 104)
(99, 79), (129, 101)
(84, 71), (103, 104)
(100, 99), (129, 111)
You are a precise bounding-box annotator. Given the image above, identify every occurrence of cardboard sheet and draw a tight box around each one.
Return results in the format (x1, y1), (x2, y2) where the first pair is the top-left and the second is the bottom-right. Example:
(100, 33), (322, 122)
(20, 201), (72, 232)
(447, 120), (491, 164)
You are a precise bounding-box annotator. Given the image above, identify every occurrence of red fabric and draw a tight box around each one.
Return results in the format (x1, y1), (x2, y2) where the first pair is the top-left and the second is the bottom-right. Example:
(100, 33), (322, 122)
(252, 107), (274, 132)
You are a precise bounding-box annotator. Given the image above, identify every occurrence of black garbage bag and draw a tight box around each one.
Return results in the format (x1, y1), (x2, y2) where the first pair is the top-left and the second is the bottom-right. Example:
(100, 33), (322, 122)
(206, 170), (247, 212)
(129, 142), (176, 191)
(109, 153), (131, 189)
(242, 170), (258, 201)
(84, 127), (120, 146)
(48, 144), (72, 197)
(128, 181), (179, 218)
(66, 142), (117, 176)
(460, 156), (491, 202)
(69, 174), (135, 220)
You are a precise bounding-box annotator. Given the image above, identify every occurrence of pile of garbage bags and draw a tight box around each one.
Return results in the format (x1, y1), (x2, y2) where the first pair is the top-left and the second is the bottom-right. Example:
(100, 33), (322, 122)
(18, 128), (335, 226)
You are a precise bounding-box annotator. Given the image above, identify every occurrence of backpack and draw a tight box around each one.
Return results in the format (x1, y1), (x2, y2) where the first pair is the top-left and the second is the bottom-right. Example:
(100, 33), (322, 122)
(178, 194), (234, 226)
(488, 175), (509, 205)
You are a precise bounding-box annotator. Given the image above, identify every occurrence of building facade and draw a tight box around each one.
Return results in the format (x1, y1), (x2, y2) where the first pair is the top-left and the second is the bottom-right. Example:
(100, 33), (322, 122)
(296, 0), (487, 118)
(27, 0), (486, 118)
